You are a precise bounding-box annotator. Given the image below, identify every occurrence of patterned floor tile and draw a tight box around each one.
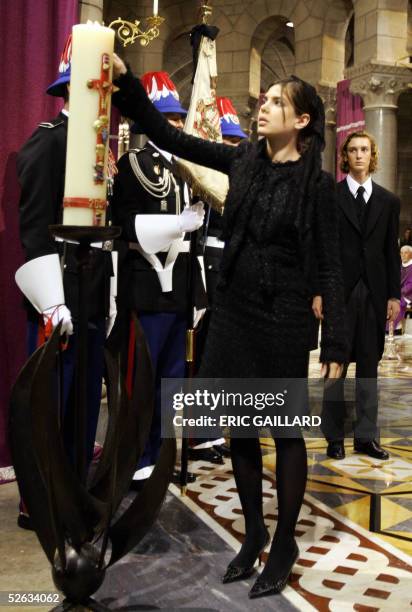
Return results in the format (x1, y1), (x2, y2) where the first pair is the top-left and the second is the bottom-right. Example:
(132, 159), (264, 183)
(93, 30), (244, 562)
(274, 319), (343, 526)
(308, 489), (367, 509)
(177, 459), (412, 611)
(324, 455), (412, 482)
(389, 496), (412, 512)
(380, 497), (412, 533)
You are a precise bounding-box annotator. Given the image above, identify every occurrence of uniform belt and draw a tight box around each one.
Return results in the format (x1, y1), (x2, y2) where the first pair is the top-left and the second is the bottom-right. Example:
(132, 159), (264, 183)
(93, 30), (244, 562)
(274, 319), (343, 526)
(55, 237), (113, 251)
(128, 241), (190, 254)
(205, 236), (225, 249)
(129, 238), (190, 292)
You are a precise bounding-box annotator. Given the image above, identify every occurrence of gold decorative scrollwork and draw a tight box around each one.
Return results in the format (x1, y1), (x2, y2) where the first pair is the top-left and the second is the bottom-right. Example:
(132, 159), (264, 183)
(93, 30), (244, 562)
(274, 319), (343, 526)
(109, 15), (165, 47)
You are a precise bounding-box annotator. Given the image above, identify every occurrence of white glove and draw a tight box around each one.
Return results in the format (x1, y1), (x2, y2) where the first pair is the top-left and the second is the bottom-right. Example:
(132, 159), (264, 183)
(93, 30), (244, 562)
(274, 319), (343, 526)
(42, 304), (74, 336)
(193, 307), (206, 329)
(178, 203), (205, 233)
(106, 294), (117, 337)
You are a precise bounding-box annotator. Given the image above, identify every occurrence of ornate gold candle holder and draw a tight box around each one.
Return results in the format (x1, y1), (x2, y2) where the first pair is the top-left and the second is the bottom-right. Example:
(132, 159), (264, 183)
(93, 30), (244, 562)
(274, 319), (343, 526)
(109, 15), (165, 47)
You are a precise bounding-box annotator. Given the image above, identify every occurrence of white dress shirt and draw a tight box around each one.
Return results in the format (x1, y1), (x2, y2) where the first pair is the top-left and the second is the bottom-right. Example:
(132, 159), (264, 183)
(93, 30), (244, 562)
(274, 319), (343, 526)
(346, 174), (372, 203)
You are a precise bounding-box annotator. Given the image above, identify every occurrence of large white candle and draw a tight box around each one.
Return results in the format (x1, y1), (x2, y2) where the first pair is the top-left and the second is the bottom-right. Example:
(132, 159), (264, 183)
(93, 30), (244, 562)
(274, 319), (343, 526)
(63, 22), (115, 226)
(153, 0), (158, 16)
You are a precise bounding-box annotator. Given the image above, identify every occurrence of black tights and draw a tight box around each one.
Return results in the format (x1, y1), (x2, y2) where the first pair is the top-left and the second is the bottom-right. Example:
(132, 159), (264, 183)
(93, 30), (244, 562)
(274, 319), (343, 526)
(229, 436), (307, 578)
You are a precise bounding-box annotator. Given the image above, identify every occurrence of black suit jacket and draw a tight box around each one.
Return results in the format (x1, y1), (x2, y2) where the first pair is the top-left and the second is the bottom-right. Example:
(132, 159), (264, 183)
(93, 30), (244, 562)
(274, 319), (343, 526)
(337, 178), (400, 333)
(17, 113), (111, 321)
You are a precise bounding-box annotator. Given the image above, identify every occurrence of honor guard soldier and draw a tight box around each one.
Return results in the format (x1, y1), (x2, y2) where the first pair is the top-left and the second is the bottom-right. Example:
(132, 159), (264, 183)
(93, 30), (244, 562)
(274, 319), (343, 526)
(15, 37), (115, 528)
(111, 72), (206, 488)
(190, 97), (248, 463)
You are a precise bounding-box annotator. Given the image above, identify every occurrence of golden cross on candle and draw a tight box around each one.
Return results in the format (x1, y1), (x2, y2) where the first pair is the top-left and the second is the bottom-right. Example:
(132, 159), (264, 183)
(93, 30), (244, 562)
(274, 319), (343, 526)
(87, 53), (114, 184)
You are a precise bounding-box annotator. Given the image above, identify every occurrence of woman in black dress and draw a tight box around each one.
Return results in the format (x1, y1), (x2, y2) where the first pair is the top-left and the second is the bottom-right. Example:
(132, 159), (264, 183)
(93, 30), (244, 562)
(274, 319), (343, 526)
(112, 59), (346, 599)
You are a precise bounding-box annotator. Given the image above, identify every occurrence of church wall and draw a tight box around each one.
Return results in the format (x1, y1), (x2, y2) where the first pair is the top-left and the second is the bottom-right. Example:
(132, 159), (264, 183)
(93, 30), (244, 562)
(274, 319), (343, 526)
(104, 0), (411, 217)
(397, 91), (412, 232)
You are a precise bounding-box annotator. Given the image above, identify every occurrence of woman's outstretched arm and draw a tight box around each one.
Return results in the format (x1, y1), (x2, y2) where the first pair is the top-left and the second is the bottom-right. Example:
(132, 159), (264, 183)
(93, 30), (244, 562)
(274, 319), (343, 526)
(112, 69), (237, 175)
(314, 172), (347, 365)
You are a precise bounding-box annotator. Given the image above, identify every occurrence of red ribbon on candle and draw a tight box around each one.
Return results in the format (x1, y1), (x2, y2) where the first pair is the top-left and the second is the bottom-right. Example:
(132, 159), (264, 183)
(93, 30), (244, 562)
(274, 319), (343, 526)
(63, 197), (107, 226)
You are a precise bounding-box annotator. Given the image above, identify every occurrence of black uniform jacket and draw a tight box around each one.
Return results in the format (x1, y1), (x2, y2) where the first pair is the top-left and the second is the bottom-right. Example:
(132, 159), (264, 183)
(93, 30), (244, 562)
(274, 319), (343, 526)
(201, 206), (224, 303)
(111, 144), (207, 314)
(16, 113), (111, 321)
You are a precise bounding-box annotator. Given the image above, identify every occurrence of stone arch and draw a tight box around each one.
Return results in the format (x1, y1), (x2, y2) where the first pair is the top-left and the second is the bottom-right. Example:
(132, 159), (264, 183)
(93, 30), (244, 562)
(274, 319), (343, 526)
(247, 11), (296, 140)
(159, 1), (204, 106)
(250, 16), (295, 98)
(345, 12), (355, 68)
(232, 2), (297, 134)
(260, 31), (295, 92)
(321, 0), (354, 84)
(323, 0), (353, 40)
(159, 0), (235, 62)
(163, 31), (193, 108)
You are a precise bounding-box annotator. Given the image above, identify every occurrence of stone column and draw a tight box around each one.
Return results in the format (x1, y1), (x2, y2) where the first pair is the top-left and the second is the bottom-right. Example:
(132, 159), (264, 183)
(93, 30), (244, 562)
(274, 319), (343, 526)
(318, 85), (337, 175)
(79, 0), (103, 23)
(347, 63), (411, 193)
(364, 105), (398, 192)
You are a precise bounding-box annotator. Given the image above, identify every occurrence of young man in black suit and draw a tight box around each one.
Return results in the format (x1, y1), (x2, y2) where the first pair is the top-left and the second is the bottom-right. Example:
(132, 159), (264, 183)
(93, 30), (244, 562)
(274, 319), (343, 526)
(321, 131), (401, 460)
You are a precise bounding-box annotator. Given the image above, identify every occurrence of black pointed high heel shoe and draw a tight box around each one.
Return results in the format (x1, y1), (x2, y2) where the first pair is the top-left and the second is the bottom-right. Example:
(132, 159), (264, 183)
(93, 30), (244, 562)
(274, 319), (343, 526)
(248, 542), (299, 599)
(222, 529), (270, 584)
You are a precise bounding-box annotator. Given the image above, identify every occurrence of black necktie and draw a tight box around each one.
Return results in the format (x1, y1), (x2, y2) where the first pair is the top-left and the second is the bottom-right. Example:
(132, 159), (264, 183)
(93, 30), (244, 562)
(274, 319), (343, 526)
(356, 185), (367, 229)
(356, 185), (366, 203)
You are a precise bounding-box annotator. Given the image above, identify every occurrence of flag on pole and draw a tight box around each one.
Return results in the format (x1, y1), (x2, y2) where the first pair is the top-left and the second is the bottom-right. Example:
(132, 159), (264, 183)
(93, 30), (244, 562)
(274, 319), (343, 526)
(176, 34), (229, 212)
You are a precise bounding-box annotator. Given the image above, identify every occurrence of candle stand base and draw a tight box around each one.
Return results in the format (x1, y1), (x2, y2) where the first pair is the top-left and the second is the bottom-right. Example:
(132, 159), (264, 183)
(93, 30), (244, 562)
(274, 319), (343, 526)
(50, 225), (121, 485)
(52, 597), (110, 612)
(10, 223), (176, 611)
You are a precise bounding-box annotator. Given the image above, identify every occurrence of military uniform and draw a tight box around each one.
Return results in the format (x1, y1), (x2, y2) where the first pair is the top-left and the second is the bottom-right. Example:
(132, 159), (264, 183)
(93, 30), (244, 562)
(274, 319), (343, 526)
(188, 206), (227, 460)
(17, 112), (111, 463)
(202, 207), (224, 301)
(113, 143), (205, 313)
(195, 205), (224, 360)
(112, 142), (207, 477)
(17, 113), (111, 323)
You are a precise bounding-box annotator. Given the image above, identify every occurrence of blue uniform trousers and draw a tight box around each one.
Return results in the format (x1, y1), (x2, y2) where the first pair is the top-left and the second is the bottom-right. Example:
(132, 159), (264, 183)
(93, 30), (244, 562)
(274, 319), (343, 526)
(137, 312), (186, 469)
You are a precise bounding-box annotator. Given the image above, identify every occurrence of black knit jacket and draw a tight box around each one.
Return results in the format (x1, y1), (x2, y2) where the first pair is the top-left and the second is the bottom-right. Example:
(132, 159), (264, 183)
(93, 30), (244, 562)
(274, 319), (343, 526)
(112, 70), (346, 364)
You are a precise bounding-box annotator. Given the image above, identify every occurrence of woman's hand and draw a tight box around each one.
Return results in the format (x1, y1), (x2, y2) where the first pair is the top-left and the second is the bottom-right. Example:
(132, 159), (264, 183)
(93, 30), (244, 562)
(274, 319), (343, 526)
(312, 295), (323, 320)
(113, 53), (127, 80)
(386, 298), (401, 322)
(320, 362), (343, 379)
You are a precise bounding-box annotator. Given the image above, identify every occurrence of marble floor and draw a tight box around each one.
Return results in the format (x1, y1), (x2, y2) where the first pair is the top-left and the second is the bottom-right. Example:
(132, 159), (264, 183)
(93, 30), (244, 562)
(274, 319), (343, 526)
(0, 334), (411, 610)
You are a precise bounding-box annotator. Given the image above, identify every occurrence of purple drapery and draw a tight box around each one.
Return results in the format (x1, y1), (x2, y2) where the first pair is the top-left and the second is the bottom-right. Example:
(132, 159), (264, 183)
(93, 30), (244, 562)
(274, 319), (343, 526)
(335, 79), (365, 182)
(0, 0), (78, 470)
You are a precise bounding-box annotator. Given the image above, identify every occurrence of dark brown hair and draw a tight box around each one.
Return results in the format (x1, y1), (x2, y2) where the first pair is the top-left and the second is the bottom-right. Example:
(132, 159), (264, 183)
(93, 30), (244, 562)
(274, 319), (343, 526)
(270, 78), (324, 154)
(268, 76), (326, 232)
